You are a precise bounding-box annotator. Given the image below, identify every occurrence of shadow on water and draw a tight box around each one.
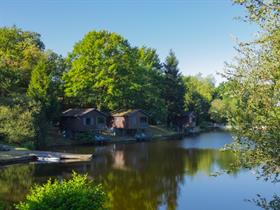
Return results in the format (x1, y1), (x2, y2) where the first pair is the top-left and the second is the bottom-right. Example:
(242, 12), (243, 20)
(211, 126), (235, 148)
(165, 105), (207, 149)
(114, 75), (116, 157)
(0, 131), (278, 210)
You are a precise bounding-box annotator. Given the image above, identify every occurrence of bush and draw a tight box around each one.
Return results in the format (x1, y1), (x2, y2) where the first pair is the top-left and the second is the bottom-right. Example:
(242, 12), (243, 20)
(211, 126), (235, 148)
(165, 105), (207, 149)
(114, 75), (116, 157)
(15, 172), (108, 210)
(0, 201), (7, 210)
(0, 105), (36, 145)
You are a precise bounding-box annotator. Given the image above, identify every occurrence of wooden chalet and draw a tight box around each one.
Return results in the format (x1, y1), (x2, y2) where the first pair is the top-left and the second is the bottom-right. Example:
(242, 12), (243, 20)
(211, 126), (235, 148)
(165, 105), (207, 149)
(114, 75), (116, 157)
(111, 109), (149, 135)
(60, 108), (107, 134)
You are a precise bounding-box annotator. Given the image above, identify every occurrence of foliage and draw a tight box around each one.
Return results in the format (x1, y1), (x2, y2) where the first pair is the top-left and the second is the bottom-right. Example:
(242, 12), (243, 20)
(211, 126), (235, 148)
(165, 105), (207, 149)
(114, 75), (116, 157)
(0, 104), (37, 145)
(234, 0), (280, 28)
(0, 26), (66, 148)
(16, 172), (108, 210)
(136, 47), (167, 123)
(0, 165), (35, 209)
(0, 26), (44, 97)
(63, 30), (141, 110)
(250, 194), (280, 210)
(209, 82), (237, 123)
(183, 74), (215, 124)
(0, 201), (7, 210)
(27, 51), (65, 122)
(225, 0), (280, 181)
(63, 30), (168, 123)
(162, 50), (185, 126)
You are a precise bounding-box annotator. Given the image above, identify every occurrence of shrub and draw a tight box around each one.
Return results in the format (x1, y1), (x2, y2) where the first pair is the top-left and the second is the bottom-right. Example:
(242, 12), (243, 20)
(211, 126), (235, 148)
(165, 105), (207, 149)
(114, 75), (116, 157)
(15, 172), (108, 210)
(0, 105), (36, 145)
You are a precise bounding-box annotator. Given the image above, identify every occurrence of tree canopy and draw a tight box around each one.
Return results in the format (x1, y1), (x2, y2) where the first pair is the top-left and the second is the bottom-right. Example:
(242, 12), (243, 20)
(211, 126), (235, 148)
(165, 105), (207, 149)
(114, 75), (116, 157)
(162, 50), (185, 126)
(225, 0), (280, 182)
(63, 31), (168, 122)
(0, 26), (44, 97)
(183, 74), (215, 124)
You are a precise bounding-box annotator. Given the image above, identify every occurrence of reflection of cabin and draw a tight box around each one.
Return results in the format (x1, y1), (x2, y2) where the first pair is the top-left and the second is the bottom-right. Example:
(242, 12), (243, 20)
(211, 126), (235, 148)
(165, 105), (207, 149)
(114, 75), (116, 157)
(60, 108), (107, 134)
(111, 109), (149, 135)
(175, 111), (196, 131)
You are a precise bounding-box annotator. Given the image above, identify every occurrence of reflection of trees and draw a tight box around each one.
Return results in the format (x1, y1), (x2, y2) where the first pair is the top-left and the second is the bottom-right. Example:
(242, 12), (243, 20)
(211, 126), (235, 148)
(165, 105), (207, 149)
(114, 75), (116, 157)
(184, 149), (240, 176)
(97, 142), (186, 210)
(0, 164), (35, 208)
(250, 194), (280, 210)
(0, 142), (243, 210)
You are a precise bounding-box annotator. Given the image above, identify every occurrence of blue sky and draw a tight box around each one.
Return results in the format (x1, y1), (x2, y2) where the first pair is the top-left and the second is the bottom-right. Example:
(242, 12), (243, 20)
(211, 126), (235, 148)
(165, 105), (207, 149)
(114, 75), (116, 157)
(0, 0), (258, 83)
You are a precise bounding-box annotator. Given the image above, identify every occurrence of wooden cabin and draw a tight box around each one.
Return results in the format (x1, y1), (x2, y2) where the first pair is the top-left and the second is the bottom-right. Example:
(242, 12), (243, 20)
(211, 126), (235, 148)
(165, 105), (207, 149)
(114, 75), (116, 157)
(111, 109), (149, 135)
(60, 108), (107, 134)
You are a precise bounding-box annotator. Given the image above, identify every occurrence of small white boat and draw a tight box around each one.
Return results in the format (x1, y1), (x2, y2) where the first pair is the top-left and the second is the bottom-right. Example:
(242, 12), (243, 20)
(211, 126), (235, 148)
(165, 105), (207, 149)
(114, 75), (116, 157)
(37, 156), (60, 162)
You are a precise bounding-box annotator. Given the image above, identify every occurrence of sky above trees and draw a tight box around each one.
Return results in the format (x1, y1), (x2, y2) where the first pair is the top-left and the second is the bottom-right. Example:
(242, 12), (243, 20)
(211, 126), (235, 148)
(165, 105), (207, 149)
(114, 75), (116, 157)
(0, 0), (258, 83)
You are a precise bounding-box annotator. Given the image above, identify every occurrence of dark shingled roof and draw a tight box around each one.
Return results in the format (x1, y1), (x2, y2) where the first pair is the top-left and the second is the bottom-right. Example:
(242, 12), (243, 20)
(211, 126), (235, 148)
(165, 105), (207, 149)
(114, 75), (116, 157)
(62, 108), (107, 117)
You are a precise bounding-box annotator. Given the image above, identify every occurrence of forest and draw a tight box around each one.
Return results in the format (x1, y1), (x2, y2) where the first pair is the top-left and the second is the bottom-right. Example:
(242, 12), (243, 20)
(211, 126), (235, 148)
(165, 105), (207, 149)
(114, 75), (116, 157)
(0, 26), (229, 148)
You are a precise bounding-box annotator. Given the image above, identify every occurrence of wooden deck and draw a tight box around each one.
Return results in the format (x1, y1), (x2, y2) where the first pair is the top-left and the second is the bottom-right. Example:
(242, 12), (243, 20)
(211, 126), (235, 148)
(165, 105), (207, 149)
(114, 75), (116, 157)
(0, 149), (92, 166)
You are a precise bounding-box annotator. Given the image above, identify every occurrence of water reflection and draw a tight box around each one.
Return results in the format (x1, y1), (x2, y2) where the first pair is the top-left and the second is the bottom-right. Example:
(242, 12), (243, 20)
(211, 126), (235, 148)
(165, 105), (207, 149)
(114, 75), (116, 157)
(0, 132), (277, 210)
(0, 164), (35, 205)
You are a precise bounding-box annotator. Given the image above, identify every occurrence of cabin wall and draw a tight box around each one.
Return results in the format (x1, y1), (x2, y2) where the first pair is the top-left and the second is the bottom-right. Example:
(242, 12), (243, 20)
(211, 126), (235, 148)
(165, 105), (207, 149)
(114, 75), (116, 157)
(61, 111), (106, 132)
(112, 112), (148, 130)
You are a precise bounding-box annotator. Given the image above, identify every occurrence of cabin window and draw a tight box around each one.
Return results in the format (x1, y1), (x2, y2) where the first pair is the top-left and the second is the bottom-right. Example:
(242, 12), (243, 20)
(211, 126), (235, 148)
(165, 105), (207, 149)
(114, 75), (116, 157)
(97, 117), (105, 124)
(140, 117), (147, 124)
(84, 118), (91, 126)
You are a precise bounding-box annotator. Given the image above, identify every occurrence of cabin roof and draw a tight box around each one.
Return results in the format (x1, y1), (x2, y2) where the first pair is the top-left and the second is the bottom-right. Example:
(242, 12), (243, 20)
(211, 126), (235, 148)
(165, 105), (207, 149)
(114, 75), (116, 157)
(112, 109), (149, 117)
(62, 108), (107, 117)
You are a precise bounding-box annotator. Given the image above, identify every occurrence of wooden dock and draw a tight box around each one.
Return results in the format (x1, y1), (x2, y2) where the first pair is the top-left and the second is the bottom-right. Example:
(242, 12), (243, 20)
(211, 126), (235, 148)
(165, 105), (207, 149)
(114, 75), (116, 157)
(0, 150), (92, 166)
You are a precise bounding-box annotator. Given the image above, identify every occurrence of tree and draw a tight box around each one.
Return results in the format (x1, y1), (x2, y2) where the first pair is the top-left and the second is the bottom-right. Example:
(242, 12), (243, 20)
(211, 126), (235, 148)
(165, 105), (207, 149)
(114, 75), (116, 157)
(63, 31), (167, 123)
(0, 26), (65, 148)
(63, 30), (142, 111)
(136, 47), (167, 123)
(183, 74), (215, 124)
(225, 0), (280, 182)
(16, 172), (108, 210)
(27, 51), (65, 121)
(209, 81), (237, 124)
(27, 51), (65, 148)
(0, 26), (44, 97)
(162, 50), (185, 126)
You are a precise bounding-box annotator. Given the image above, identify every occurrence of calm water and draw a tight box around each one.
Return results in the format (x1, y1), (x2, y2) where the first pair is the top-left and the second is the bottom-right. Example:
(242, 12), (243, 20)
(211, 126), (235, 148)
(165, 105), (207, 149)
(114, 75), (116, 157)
(0, 131), (279, 210)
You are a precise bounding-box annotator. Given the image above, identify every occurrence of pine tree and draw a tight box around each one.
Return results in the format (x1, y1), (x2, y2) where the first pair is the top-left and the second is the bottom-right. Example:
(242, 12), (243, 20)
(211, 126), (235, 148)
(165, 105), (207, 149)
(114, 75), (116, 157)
(162, 50), (185, 127)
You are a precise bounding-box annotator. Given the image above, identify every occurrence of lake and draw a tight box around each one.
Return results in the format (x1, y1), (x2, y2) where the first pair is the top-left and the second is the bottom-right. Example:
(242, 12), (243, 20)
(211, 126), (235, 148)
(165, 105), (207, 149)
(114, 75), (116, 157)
(0, 131), (279, 210)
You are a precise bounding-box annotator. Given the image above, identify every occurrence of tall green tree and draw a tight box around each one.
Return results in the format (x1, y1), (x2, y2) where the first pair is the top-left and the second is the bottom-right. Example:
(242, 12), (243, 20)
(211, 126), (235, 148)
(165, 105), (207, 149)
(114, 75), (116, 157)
(63, 31), (167, 123)
(136, 47), (167, 123)
(0, 26), (46, 148)
(0, 26), (65, 148)
(63, 30), (143, 111)
(225, 0), (280, 183)
(0, 26), (44, 97)
(162, 50), (185, 126)
(27, 51), (65, 148)
(27, 51), (65, 121)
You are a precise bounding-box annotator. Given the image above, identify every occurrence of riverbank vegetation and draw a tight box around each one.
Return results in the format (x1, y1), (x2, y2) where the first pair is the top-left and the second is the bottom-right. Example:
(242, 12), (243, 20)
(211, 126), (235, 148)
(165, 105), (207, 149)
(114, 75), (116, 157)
(222, 0), (280, 209)
(15, 172), (108, 210)
(0, 26), (225, 149)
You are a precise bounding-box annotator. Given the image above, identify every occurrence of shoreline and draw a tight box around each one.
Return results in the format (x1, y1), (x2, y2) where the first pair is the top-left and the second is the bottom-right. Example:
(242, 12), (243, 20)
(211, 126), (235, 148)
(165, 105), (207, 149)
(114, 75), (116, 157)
(0, 147), (92, 166)
(0, 133), (183, 166)
(0, 127), (229, 166)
